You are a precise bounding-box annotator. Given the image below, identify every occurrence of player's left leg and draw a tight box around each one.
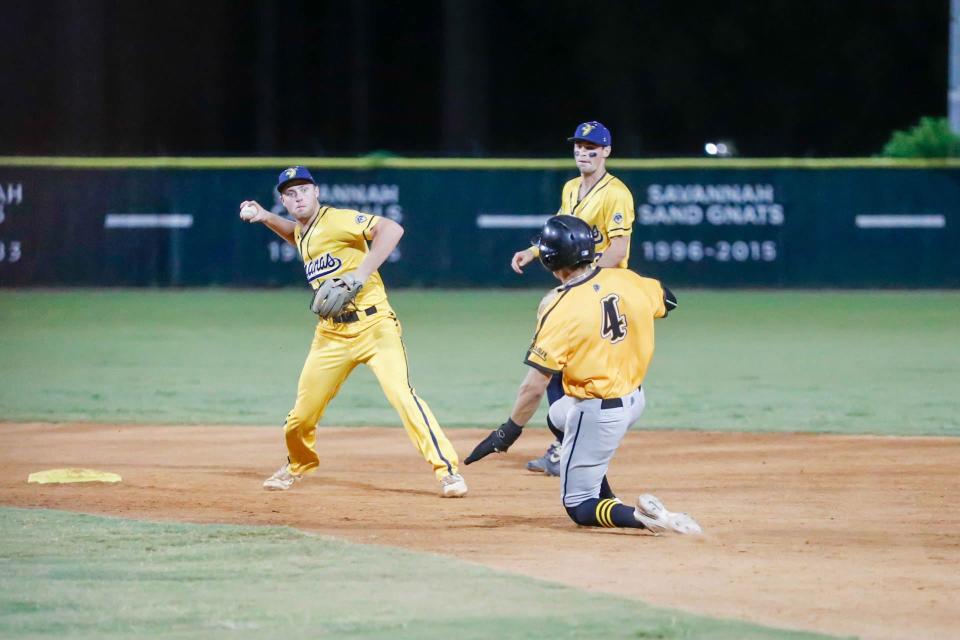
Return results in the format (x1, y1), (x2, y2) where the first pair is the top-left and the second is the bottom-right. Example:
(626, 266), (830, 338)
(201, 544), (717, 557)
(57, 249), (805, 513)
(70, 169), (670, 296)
(361, 315), (463, 494)
(526, 374), (565, 474)
(529, 381), (618, 501)
(546, 395), (617, 499)
(559, 389), (647, 529)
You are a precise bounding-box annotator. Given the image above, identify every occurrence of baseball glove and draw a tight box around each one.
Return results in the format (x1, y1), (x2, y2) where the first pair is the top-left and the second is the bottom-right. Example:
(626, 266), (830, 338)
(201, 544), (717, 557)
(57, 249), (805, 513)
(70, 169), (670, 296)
(310, 273), (364, 318)
(464, 419), (523, 464)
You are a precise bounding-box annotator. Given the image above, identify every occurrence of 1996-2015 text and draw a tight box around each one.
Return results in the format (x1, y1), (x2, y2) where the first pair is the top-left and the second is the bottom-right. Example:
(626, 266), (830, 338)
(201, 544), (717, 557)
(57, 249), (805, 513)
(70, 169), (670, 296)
(640, 240), (777, 263)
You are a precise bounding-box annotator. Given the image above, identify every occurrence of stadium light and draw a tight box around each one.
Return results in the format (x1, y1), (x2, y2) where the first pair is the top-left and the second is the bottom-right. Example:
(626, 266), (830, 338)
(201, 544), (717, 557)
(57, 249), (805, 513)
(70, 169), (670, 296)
(704, 141), (736, 157)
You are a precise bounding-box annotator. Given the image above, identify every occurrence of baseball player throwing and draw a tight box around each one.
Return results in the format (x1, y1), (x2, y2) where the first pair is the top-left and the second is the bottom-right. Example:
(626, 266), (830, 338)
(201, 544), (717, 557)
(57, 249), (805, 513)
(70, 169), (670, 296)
(467, 215), (700, 534)
(512, 121), (636, 477)
(240, 166), (467, 498)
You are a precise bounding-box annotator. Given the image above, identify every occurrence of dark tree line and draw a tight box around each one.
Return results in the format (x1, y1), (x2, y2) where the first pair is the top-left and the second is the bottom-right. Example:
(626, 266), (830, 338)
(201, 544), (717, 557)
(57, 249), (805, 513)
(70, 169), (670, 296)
(0, 0), (947, 157)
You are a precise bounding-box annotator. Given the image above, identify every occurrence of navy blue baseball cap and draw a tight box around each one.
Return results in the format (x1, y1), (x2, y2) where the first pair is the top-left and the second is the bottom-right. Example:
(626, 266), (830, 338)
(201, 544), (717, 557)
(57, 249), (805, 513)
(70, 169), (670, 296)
(276, 166), (316, 193)
(567, 121), (612, 146)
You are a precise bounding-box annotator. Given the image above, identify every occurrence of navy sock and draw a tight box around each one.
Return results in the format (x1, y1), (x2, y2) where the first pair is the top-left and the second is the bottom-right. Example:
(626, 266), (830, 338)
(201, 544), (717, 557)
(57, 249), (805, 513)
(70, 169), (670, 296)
(609, 503), (644, 528)
(545, 375), (565, 441)
(599, 475), (616, 500)
(546, 373), (564, 404)
(565, 498), (643, 529)
(545, 414), (564, 441)
(565, 499), (600, 525)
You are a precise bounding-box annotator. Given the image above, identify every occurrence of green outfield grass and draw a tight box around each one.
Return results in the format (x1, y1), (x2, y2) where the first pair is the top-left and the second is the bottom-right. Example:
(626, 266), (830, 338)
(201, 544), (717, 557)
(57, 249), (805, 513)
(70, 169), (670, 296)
(0, 507), (839, 640)
(0, 289), (957, 435)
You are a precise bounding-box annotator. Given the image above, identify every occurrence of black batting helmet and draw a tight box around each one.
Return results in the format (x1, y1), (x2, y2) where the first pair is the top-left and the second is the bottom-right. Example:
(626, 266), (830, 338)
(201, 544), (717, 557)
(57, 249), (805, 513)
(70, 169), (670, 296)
(536, 215), (596, 271)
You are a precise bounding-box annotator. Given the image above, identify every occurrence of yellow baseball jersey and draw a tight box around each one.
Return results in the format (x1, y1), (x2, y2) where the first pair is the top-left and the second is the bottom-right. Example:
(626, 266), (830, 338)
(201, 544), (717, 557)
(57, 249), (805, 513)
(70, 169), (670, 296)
(281, 204), (460, 481)
(525, 268), (671, 399)
(559, 173), (635, 267)
(293, 206), (389, 323)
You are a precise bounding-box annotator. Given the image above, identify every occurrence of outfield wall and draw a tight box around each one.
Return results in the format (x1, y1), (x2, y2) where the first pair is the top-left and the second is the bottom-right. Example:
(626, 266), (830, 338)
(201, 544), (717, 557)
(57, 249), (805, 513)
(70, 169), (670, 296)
(1, 157), (958, 288)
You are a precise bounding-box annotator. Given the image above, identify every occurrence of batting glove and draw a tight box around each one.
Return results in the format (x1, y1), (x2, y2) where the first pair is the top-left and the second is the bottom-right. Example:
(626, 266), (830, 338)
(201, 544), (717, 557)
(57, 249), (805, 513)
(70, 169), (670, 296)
(464, 419), (523, 464)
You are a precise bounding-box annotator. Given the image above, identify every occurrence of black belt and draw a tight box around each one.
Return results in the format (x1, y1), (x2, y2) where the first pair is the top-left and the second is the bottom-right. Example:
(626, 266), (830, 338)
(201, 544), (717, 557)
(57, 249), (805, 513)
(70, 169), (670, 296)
(333, 305), (377, 324)
(599, 385), (642, 409)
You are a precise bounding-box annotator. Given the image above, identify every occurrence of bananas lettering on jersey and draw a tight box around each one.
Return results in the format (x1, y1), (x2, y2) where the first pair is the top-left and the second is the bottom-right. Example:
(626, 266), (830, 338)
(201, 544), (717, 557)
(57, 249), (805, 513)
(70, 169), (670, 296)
(305, 253), (343, 282)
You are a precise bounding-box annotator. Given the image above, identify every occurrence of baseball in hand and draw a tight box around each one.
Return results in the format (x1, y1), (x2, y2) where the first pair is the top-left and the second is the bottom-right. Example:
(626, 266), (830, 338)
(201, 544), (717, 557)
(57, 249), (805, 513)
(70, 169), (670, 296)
(240, 205), (258, 221)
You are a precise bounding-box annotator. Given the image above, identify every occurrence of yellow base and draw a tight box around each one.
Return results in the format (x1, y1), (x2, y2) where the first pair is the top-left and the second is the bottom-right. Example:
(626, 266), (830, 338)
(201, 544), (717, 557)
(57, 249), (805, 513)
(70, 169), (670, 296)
(27, 468), (122, 484)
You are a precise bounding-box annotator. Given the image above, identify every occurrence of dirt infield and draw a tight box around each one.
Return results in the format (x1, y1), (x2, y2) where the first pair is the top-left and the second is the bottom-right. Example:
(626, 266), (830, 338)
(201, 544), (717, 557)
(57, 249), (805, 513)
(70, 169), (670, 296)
(1, 423), (958, 639)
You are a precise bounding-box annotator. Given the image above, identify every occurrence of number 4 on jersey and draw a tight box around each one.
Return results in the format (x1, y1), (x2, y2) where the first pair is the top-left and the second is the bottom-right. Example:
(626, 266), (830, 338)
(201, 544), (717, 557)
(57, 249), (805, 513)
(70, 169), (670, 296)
(600, 294), (628, 343)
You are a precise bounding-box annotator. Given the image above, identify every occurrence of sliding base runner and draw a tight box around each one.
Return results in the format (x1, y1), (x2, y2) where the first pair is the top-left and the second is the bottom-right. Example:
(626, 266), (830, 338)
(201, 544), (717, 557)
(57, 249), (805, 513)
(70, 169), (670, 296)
(466, 215), (700, 533)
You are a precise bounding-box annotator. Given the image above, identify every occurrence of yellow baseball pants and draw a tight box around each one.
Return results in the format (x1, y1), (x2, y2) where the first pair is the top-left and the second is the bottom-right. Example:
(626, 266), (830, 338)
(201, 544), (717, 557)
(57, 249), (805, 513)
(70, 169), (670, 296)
(283, 312), (459, 480)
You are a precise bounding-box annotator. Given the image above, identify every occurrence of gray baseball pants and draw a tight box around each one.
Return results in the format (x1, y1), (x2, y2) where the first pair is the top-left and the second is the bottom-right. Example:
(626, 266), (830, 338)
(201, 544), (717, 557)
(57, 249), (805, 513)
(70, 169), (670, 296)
(549, 388), (646, 507)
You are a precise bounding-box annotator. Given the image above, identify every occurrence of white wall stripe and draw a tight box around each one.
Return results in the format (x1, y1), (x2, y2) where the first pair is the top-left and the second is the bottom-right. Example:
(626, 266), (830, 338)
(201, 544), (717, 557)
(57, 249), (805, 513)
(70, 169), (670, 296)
(104, 214), (194, 229)
(476, 214), (551, 229)
(855, 215), (946, 229)
(854, 214), (945, 229)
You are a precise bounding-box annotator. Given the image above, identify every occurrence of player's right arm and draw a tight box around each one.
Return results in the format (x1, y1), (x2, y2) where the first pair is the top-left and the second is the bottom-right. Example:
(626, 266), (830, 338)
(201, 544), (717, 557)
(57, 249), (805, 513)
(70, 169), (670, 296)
(463, 309), (562, 465)
(511, 248), (537, 274)
(512, 182), (574, 274)
(239, 200), (296, 246)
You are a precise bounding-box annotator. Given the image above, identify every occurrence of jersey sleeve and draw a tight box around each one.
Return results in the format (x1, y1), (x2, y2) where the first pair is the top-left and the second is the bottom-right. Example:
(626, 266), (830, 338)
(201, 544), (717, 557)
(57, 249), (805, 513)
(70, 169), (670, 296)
(356, 212), (380, 241)
(604, 184), (635, 239)
(640, 277), (669, 319)
(524, 309), (568, 375)
(332, 208), (381, 241)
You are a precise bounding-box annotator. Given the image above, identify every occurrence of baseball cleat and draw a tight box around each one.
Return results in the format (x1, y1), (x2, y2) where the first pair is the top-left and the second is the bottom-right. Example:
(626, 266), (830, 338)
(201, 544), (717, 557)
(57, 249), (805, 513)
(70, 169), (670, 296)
(263, 464), (301, 491)
(440, 473), (468, 498)
(526, 440), (561, 476)
(634, 494), (702, 535)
